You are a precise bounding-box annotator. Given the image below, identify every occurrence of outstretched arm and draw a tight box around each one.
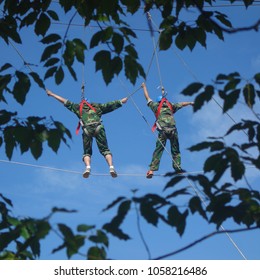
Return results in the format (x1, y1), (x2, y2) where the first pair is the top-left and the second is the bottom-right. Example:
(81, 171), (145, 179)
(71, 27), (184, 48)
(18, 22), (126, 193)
(46, 89), (67, 104)
(141, 82), (151, 102)
(180, 101), (194, 107)
(121, 97), (128, 104)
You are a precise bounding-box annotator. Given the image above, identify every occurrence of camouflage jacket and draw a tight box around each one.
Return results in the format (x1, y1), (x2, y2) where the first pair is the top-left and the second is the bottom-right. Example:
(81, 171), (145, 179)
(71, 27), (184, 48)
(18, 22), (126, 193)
(148, 100), (183, 128)
(64, 100), (123, 125)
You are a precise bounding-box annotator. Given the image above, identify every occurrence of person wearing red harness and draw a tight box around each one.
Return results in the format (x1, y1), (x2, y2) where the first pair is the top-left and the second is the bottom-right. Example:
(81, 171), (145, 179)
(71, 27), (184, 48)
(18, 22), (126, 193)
(141, 82), (194, 178)
(46, 89), (128, 178)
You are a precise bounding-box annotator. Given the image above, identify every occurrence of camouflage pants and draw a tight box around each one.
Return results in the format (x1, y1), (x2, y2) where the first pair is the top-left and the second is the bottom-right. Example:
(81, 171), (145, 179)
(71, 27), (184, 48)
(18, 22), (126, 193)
(82, 124), (111, 159)
(149, 127), (181, 171)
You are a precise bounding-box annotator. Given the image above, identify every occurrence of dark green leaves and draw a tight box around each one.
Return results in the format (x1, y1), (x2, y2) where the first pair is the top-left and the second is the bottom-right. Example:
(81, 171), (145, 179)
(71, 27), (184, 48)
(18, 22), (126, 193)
(13, 71), (31, 105)
(243, 83), (255, 108)
(41, 42), (62, 62)
(182, 82), (204, 96)
(35, 13), (50, 36)
(181, 72), (259, 114)
(1, 116), (71, 160)
(167, 206), (188, 236)
(103, 199), (131, 240)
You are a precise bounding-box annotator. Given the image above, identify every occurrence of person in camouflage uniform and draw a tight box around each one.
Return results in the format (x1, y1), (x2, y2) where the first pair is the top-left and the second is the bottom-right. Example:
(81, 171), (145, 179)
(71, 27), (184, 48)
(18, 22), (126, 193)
(141, 82), (194, 178)
(46, 89), (128, 178)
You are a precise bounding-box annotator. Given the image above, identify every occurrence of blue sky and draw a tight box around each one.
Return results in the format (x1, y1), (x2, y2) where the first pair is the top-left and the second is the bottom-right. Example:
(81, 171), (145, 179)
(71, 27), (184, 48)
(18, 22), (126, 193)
(1, 2), (260, 260)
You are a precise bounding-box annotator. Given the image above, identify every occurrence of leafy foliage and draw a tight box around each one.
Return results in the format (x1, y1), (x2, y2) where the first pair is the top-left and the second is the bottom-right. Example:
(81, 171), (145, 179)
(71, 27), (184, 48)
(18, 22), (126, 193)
(0, 0), (259, 260)
(0, 194), (109, 260)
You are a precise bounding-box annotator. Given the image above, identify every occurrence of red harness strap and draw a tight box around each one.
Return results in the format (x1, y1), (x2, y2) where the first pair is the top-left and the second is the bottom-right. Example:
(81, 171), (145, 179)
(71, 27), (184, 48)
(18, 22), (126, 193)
(76, 100), (97, 135)
(152, 98), (173, 132)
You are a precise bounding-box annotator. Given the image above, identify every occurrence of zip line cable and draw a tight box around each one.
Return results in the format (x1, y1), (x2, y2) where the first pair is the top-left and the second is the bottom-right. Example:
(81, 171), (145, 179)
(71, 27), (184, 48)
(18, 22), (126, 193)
(0, 159), (203, 176)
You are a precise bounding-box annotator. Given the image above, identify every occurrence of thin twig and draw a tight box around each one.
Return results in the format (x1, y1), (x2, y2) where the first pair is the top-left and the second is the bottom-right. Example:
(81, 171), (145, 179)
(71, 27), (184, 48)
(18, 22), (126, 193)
(154, 226), (259, 260)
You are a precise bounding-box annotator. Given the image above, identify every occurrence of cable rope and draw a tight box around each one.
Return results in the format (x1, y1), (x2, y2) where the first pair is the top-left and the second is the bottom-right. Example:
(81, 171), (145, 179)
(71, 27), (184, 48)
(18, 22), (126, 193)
(0, 159), (204, 176)
(146, 12), (165, 96)
(80, 21), (88, 101)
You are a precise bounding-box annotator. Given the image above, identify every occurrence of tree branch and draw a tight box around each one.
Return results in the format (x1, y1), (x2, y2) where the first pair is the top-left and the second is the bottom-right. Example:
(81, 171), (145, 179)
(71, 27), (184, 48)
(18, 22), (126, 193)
(194, 1), (260, 34)
(153, 226), (259, 260)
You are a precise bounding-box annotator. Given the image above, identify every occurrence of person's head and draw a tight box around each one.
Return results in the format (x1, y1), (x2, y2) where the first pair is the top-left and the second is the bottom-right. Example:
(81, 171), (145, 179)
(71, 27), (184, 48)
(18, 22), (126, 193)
(156, 95), (163, 102)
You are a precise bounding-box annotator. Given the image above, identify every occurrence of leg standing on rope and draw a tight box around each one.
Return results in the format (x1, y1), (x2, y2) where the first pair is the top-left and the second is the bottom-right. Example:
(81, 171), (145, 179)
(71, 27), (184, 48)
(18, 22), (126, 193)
(141, 82), (194, 178)
(46, 89), (128, 178)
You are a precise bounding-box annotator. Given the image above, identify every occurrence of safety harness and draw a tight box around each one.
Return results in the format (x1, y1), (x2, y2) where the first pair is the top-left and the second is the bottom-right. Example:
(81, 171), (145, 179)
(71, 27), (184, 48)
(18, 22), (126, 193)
(76, 100), (101, 136)
(152, 97), (173, 132)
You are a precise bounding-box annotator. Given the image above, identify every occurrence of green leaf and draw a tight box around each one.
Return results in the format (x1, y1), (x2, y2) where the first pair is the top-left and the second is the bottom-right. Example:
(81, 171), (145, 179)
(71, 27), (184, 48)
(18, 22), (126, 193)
(87, 246), (106, 260)
(243, 83), (255, 108)
(182, 82), (204, 96)
(29, 72), (45, 89)
(159, 28), (173, 50)
(30, 140), (43, 159)
(47, 129), (61, 153)
(102, 196), (126, 212)
(102, 200), (131, 240)
(242, 0), (254, 8)
(0, 193), (13, 207)
(58, 224), (74, 240)
(55, 66), (64, 85)
(90, 31), (103, 48)
(52, 207), (77, 214)
(194, 27), (207, 48)
(254, 73), (260, 86)
(167, 206), (188, 236)
(121, 0), (140, 14)
(44, 66), (57, 80)
(13, 71), (31, 105)
(222, 89), (240, 113)
(41, 34), (61, 44)
(189, 196), (207, 220)
(186, 27), (197, 51)
(20, 11), (38, 28)
(216, 13), (232, 28)
(94, 50), (110, 72)
(175, 30), (186, 50)
(102, 223), (130, 240)
(47, 10), (59, 21)
(124, 55), (139, 84)
(194, 85), (214, 112)
(89, 230), (109, 247)
(35, 13), (51, 36)
(204, 153), (223, 173)
(166, 188), (190, 199)
(0, 63), (12, 72)
(0, 110), (15, 125)
(4, 127), (16, 159)
(140, 201), (159, 226)
(188, 141), (213, 152)
(112, 33), (124, 54)
(125, 44), (138, 59)
(164, 175), (185, 189)
(226, 148), (245, 181)
(77, 224), (95, 232)
(41, 43), (62, 62)
(224, 78), (241, 92)
(73, 39), (86, 63)
(43, 57), (59, 67)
